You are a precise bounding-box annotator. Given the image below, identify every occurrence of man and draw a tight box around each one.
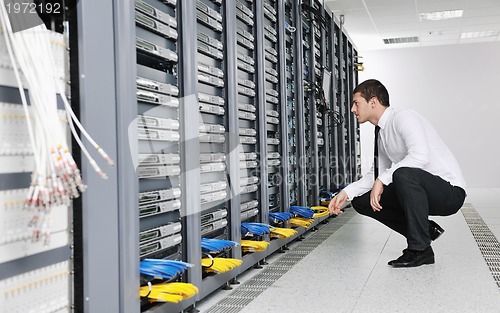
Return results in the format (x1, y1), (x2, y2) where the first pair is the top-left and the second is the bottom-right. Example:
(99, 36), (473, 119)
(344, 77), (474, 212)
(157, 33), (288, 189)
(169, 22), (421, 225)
(328, 79), (466, 268)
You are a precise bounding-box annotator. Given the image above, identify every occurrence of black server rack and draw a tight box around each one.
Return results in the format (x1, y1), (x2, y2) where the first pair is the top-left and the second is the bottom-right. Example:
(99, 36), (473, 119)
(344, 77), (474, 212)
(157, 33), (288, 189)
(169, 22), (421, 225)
(36, 1), (363, 312)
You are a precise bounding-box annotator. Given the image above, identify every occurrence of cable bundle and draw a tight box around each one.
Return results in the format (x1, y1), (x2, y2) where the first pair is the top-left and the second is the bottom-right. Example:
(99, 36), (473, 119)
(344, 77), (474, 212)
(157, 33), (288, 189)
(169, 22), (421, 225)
(201, 238), (238, 254)
(311, 206), (330, 218)
(270, 227), (298, 239)
(140, 282), (198, 303)
(290, 206), (315, 219)
(240, 240), (270, 252)
(269, 212), (294, 224)
(0, 3), (112, 243)
(140, 259), (193, 281)
(241, 222), (271, 237)
(290, 217), (314, 229)
(201, 256), (242, 274)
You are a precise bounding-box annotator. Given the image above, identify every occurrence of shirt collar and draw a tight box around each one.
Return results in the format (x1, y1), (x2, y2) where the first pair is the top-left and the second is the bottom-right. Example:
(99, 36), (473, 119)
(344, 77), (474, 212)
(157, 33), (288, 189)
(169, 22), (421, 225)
(377, 107), (392, 130)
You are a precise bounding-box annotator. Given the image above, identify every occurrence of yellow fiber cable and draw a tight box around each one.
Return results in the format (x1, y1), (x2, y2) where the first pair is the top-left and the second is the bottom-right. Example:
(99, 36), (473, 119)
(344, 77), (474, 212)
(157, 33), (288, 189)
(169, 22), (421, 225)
(290, 217), (314, 228)
(140, 282), (199, 303)
(270, 227), (297, 238)
(311, 206), (330, 218)
(241, 240), (270, 252)
(201, 257), (242, 273)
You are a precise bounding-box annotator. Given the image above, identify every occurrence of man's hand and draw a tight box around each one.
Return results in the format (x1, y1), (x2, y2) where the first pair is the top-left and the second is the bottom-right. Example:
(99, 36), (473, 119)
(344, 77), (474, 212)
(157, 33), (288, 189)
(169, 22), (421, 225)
(370, 179), (384, 211)
(328, 190), (348, 215)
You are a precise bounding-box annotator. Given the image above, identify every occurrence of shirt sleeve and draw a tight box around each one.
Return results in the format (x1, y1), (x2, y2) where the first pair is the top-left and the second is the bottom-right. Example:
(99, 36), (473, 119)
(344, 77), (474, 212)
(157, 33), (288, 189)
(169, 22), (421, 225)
(377, 110), (430, 185)
(343, 164), (375, 200)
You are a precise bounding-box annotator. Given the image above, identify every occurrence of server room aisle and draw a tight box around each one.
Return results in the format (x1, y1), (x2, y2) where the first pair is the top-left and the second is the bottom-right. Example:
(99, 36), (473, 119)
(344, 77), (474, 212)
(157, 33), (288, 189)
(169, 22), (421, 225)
(198, 192), (500, 313)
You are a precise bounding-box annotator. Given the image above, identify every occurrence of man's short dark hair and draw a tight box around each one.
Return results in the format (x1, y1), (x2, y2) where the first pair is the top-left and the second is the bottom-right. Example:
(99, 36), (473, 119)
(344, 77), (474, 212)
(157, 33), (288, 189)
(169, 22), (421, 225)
(353, 79), (390, 107)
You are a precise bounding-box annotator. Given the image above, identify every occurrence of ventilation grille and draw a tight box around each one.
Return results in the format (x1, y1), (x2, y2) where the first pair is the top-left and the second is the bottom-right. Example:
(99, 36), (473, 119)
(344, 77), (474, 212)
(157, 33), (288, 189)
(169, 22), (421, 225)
(206, 209), (356, 313)
(461, 203), (500, 289)
(383, 36), (419, 44)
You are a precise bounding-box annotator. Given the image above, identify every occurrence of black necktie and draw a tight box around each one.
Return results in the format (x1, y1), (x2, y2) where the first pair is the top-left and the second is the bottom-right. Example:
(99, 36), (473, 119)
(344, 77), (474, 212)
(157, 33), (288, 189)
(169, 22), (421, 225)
(374, 125), (380, 179)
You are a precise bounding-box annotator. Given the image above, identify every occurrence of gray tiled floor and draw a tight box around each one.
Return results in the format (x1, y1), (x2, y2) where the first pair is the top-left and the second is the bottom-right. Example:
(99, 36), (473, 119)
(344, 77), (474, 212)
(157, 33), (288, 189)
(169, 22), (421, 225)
(197, 188), (500, 313)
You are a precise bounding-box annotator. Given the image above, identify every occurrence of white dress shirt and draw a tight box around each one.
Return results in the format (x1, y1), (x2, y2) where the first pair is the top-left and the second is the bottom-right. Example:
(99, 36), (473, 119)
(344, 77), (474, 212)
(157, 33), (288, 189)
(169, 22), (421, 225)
(343, 107), (466, 200)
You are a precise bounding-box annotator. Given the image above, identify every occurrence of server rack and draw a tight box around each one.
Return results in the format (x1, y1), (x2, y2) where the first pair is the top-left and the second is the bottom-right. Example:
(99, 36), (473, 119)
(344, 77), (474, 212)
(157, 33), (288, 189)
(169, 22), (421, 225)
(0, 1), (360, 312)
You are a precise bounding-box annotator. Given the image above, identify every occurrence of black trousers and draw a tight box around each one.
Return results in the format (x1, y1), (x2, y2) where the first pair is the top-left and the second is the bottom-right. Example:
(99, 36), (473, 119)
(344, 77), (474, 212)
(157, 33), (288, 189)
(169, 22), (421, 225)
(351, 167), (466, 251)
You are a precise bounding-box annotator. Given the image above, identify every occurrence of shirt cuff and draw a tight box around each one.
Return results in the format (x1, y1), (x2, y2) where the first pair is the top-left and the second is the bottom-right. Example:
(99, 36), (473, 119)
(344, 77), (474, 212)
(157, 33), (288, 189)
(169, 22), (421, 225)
(378, 171), (392, 186)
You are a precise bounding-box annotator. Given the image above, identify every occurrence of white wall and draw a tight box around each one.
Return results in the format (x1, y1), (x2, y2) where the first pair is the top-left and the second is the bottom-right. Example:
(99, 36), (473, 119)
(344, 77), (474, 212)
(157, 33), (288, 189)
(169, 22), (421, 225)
(358, 41), (500, 188)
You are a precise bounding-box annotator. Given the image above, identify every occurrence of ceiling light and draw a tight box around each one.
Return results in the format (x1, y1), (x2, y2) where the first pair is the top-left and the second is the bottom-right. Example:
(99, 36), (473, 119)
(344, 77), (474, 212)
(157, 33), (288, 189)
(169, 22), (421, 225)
(461, 31), (500, 39)
(419, 10), (463, 21)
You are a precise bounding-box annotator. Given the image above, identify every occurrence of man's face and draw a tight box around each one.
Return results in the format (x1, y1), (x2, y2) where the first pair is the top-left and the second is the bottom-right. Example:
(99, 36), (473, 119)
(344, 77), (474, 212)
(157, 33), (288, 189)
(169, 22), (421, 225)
(351, 92), (371, 123)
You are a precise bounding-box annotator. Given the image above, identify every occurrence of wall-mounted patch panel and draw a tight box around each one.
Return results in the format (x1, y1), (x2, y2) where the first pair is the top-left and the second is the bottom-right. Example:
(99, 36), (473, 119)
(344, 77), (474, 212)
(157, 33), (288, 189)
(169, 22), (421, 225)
(0, 261), (70, 313)
(0, 189), (69, 262)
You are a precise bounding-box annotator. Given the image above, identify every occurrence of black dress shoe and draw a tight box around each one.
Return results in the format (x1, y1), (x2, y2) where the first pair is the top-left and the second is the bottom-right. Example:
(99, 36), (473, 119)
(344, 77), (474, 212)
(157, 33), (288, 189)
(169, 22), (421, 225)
(429, 220), (445, 241)
(388, 246), (435, 267)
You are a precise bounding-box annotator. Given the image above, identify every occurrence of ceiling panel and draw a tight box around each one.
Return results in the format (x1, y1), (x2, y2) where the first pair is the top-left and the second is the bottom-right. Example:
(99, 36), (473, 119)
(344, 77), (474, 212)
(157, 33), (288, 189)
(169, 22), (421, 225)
(417, 0), (466, 12)
(325, 0), (500, 50)
(364, 0), (415, 9)
(325, 0), (365, 11)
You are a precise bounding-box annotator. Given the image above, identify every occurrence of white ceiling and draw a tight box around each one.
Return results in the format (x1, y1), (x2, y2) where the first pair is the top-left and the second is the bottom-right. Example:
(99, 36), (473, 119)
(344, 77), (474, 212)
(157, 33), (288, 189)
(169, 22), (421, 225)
(324, 0), (500, 50)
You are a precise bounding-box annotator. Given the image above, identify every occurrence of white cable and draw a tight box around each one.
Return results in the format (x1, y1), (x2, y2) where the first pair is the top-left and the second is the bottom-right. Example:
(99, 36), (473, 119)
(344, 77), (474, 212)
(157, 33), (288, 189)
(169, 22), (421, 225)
(0, 0), (113, 234)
